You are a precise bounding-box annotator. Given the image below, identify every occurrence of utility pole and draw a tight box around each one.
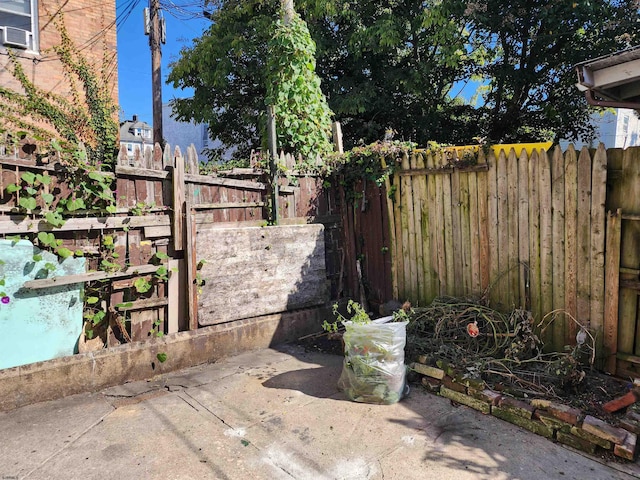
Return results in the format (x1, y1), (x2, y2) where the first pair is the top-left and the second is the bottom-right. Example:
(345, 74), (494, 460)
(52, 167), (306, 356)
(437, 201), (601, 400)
(149, 0), (163, 146)
(282, 0), (294, 24)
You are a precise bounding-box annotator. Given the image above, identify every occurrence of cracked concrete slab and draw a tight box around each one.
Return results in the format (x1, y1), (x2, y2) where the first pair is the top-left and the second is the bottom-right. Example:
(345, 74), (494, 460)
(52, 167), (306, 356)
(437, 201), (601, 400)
(0, 345), (638, 480)
(0, 393), (113, 479)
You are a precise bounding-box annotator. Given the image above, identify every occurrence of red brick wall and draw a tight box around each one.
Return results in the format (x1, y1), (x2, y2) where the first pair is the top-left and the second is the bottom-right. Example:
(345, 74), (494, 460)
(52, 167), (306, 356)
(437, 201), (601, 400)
(0, 0), (118, 106)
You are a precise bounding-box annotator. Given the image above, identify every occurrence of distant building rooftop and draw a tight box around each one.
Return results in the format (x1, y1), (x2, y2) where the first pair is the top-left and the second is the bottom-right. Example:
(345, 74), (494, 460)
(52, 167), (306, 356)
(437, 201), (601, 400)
(119, 115), (153, 143)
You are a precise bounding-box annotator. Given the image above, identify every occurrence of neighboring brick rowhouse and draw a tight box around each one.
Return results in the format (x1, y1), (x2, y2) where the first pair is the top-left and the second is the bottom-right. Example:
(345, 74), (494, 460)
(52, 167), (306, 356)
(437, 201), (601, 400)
(0, 0), (118, 106)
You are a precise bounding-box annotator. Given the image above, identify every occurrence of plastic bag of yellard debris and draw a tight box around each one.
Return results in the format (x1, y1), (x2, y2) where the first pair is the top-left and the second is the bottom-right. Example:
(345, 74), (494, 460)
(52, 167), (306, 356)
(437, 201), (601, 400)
(337, 317), (409, 405)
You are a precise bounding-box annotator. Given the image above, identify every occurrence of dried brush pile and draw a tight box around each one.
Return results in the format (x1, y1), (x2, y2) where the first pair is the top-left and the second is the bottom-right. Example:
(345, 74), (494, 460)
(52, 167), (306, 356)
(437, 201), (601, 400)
(406, 297), (595, 399)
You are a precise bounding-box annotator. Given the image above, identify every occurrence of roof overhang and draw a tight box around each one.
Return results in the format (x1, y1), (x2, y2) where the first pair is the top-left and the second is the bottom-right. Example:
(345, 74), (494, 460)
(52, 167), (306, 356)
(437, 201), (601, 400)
(575, 45), (640, 109)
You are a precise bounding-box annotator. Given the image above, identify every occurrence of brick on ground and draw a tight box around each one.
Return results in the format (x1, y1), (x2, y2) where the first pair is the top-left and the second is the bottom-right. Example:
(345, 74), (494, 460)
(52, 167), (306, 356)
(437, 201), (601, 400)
(421, 376), (442, 393)
(498, 396), (535, 419)
(571, 426), (613, 450)
(556, 431), (597, 454)
(442, 375), (467, 394)
(614, 432), (637, 461)
(582, 415), (628, 445)
(492, 406), (555, 439)
(468, 388), (502, 406)
(411, 362), (445, 380)
(620, 411), (640, 435)
(440, 386), (491, 414)
(602, 390), (638, 414)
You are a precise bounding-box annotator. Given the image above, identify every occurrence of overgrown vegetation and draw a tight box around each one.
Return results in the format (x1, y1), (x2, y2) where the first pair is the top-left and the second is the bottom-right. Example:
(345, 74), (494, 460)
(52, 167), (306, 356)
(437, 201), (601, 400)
(0, 18), (118, 167)
(406, 297), (596, 399)
(170, 0), (639, 154)
(265, 7), (333, 161)
(0, 18), (168, 345)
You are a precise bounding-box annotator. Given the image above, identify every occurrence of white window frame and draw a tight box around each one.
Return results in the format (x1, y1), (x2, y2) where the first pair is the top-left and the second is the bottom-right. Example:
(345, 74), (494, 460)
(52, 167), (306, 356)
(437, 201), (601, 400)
(0, 0), (39, 52)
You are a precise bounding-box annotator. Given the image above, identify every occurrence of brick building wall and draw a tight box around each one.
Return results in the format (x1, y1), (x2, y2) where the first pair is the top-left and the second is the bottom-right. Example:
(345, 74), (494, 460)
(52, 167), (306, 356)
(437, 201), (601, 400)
(0, 0), (118, 105)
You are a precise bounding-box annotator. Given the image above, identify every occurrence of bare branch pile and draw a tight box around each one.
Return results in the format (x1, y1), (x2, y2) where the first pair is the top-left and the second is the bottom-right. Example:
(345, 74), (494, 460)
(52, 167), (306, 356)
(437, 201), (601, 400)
(406, 297), (593, 399)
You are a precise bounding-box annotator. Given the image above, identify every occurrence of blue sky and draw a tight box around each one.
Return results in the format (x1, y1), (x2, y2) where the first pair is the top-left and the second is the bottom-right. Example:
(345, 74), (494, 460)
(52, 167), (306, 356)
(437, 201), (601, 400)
(116, 0), (209, 124)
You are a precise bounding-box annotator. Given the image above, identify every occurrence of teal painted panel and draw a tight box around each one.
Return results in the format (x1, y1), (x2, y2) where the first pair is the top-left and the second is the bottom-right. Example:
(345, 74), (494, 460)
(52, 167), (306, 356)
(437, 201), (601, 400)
(0, 240), (85, 369)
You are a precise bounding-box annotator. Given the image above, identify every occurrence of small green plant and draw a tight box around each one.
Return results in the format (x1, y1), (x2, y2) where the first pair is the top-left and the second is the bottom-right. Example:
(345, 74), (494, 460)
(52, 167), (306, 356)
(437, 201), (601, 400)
(149, 319), (164, 338)
(130, 202), (155, 216)
(133, 277), (152, 294)
(323, 300), (371, 333)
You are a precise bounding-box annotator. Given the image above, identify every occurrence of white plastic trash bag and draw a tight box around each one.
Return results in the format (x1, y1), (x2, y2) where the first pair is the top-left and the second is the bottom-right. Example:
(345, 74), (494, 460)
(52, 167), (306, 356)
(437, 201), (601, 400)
(338, 317), (409, 405)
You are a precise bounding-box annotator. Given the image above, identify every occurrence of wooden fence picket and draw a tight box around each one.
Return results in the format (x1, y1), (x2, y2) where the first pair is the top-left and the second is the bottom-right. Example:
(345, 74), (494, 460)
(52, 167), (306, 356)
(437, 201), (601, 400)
(551, 146), (566, 349)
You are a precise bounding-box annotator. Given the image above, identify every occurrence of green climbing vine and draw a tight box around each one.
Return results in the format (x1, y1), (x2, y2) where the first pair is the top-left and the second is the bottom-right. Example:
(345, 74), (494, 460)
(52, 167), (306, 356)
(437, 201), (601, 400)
(265, 8), (333, 163)
(0, 16), (172, 345)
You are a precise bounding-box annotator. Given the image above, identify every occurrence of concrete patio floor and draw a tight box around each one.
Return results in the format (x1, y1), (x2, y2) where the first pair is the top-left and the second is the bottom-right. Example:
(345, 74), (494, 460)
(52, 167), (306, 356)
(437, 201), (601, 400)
(1, 344), (638, 480)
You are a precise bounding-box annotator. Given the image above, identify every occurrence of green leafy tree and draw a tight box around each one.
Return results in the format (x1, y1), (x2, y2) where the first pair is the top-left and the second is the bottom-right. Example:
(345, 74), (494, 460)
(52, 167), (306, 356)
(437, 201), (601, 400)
(168, 0), (473, 156)
(464, 0), (640, 143)
(303, 0), (475, 147)
(265, 3), (333, 160)
(168, 0), (639, 152)
(168, 1), (278, 160)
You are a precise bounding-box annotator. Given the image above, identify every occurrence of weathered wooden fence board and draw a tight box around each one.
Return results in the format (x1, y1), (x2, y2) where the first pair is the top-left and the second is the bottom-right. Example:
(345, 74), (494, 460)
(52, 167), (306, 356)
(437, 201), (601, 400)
(564, 146), (578, 345)
(196, 224), (328, 325)
(551, 146), (566, 351)
(604, 209), (622, 374)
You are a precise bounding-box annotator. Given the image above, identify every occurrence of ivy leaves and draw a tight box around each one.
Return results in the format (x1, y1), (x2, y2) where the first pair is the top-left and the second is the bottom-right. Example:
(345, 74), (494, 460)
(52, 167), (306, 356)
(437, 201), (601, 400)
(265, 9), (333, 162)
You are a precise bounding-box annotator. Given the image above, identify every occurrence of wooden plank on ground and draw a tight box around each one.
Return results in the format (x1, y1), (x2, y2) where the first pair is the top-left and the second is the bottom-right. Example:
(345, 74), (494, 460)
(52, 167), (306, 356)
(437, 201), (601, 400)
(576, 147), (592, 339)
(590, 143), (608, 363)
(564, 145), (578, 346)
(539, 149), (554, 345)
(507, 148), (520, 308)
(528, 151), (542, 324)
(551, 146), (566, 350)
(517, 148), (530, 309)
(604, 209), (622, 374)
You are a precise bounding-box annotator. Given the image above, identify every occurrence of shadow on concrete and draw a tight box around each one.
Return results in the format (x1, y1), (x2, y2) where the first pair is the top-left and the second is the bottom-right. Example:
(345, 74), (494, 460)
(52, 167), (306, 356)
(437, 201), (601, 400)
(262, 347), (344, 400)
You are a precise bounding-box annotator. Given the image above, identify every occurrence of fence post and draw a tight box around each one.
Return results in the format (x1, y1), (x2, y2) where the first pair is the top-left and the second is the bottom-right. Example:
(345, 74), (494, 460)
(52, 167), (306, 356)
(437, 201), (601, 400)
(185, 199), (198, 330)
(267, 105), (279, 224)
(332, 121), (344, 154)
(172, 147), (185, 251)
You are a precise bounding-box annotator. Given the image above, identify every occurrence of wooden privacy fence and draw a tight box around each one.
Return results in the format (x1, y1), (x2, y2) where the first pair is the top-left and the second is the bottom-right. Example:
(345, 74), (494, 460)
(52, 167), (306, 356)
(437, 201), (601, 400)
(0, 142), (339, 360)
(379, 144), (617, 356)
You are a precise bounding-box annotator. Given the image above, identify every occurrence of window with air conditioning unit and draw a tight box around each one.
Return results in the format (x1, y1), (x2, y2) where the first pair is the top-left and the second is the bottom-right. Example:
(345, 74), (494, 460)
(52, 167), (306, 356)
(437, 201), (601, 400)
(0, 0), (38, 51)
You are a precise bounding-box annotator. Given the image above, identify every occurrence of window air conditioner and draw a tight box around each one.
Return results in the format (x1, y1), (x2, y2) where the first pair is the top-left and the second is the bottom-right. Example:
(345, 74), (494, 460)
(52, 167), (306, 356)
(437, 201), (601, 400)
(2, 27), (30, 49)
